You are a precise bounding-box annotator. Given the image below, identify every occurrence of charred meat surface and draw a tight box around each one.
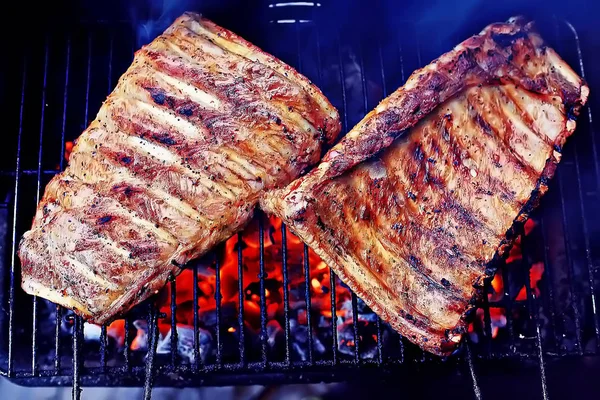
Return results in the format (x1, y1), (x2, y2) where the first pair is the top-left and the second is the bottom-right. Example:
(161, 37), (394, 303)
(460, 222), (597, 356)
(18, 12), (340, 324)
(260, 17), (588, 355)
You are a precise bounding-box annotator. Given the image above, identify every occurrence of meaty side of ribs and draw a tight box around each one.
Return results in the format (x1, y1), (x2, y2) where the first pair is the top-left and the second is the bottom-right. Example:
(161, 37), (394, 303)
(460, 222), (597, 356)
(260, 17), (588, 355)
(18, 12), (340, 324)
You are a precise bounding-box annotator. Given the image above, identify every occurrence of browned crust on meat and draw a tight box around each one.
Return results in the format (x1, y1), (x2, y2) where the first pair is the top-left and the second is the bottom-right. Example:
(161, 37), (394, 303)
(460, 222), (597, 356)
(261, 16), (588, 355)
(18, 12), (341, 324)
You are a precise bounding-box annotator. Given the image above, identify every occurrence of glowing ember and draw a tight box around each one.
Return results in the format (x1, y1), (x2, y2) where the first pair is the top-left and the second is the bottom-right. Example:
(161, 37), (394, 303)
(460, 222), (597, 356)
(470, 220), (544, 342)
(515, 262), (545, 301)
(469, 307), (507, 342)
(488, 271), (504, 302)
(64, 141), (74, 162)
(505, 236), (523, 264)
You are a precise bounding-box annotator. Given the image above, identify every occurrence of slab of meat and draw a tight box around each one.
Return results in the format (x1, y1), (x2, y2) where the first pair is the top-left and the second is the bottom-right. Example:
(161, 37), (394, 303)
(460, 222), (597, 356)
(260, 17), (588, 355)
(18, 12), (340, 324)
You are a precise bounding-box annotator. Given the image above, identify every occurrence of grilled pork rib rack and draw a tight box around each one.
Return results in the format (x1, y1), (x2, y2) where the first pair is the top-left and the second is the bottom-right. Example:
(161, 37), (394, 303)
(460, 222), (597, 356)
(261, 17), (589, 355)
(18, 12), (340, 324)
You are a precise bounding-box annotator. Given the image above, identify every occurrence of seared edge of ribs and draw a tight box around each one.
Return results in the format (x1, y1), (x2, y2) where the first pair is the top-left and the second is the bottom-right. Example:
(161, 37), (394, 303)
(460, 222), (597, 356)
(18, 12), (340, 324)
(261, 17), (588, 355)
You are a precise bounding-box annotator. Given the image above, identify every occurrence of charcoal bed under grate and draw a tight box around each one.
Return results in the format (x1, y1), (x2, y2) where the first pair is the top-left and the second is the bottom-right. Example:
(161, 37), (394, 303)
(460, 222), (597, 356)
(1, 1), (599, 399)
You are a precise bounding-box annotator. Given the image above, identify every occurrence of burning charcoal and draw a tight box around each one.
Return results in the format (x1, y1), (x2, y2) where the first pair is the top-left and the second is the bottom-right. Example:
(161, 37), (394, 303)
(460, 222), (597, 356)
(290, 318), (308, 344)
(336, 320), (379, 359)
(318, 315), (331, 329)
(198, 301), (238, 328)
(289, 318), (309, 361)
(292, 342), (308, 361)
(339, 299), (353, 320)
(337, 321), (356, 356)
(312, 332), (326, 354)
(83, 322), (102, 342)
(356, 298), (378, 323)
(468, 307), (507, 344)
(131, 319), (148, 351)
(266, 320), (283, 348)
(61, 310), (76, 334)
(156, 325), (212, 364)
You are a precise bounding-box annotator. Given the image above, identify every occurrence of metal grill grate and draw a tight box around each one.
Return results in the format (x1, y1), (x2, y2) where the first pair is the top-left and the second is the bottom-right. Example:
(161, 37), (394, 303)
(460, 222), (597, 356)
(0, 2), (599, 399)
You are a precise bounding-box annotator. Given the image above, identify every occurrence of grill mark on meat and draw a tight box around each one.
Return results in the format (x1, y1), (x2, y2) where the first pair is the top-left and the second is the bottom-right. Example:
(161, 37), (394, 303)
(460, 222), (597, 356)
(64, 255), (119, 289)
(45, 178), (180, 249)
(120, 77), (308, 180)
(145, 34), (324, 139)
(324, 178), (466, 300)
(387, 124), (502, 241)
(369, 154), (492, 277)
(145, 54), (319, 146)
(70, 147), (207, 223)
(88, 119), (260, 204)
(461, 95), (525, 203)
(498, 86), (549, 143)
(310, 193), (448, 330)
(497, 86), (562, 152)
(476, 87), (547, 177)
(107, 128), (243, 200)
(466, 98), (537, 199)
(167, 23), (330, 130)
(150, 70), (223, 110)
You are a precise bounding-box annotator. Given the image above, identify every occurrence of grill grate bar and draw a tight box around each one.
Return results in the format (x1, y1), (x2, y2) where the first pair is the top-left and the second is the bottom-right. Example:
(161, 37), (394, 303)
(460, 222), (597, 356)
(215, 250), (223, 365)
(538, 217), (562, 351)
(258, 215), (269, 365)
(303, 245), (314, 363)
(72, 316), (83, 400)
(54, 305), (62, 372)
(557, 167), (584, 352)
(313, 21), (324, 87)
(31, 36), (50, 376)
(563, 21), (600, 346)
(350, 293), (361, 363)
(193, 264), (200, 369)
(59, 36), (71, 171)
(99, 326), (108, 370)
(528, 280), (549, 399)
(294, 23), (314, 364)
(482, 283), (493, 356)
(143, 307), (159, 400)
(523, 228), (550, 399)
(107, 32), (114, 92)
(281, 225), (292, 365)
(501, 263), (517, 351)
(83, 35), (92, 125)
(556, 117), (584, 351)
(123, 317), (132, 371)
(466, 341), (482, 400)
(237, 232), (246, 365)
(170, 277), (178, 366)
(0, 169), (60, 176)
(336, 31), (349, 133)
(520, 224), (550, 398)
(7, 56), (28, 377)
(329, 270), (338, 364)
